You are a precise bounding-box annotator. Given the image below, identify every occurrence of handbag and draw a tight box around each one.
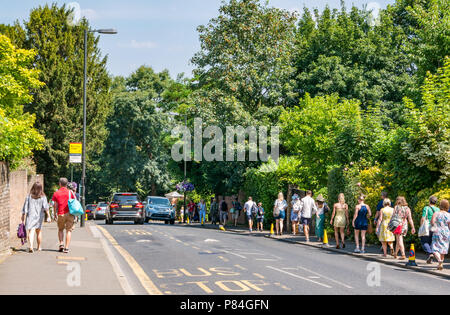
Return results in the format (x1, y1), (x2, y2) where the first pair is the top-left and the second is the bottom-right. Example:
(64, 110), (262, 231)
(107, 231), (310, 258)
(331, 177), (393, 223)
(68, 190), (84, 216)
(418, 206), (430, 237)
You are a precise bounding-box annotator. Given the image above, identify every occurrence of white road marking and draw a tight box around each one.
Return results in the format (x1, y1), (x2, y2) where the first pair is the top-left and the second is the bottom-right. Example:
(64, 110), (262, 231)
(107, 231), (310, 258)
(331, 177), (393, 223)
(294, 265), (353, 289)
(266, 266), (332, 289)
(222, 250), (247, 259)
(204, 239), (219, 243)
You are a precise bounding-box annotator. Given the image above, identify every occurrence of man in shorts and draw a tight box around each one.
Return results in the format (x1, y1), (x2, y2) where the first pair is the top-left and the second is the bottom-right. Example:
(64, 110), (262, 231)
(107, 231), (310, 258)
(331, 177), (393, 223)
(52, 178), (75, 253)
(300, 191), (317, 242)
(244, 197), (256, 232)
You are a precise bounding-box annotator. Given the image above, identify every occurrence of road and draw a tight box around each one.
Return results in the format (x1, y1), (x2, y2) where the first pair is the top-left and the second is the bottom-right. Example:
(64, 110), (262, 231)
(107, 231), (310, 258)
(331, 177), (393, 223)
(95, 221), (450, 295)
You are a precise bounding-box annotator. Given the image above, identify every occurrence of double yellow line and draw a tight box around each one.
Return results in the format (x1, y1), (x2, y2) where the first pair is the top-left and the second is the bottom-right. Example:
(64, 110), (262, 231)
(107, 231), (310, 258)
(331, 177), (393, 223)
(97, 225), (162, 295)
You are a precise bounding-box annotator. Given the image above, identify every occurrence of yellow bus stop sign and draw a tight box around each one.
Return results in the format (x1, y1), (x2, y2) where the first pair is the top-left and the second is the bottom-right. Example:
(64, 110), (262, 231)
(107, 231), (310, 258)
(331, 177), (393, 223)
(69, 143), (82, 155)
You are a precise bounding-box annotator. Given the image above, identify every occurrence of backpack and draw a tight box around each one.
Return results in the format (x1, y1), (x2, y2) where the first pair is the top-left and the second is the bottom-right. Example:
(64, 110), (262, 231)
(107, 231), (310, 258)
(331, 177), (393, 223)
(251, 204), (258, 215)
(221, 201), (228, 212)
(388, 207), (403, 232)
(273, 201), (281, 217)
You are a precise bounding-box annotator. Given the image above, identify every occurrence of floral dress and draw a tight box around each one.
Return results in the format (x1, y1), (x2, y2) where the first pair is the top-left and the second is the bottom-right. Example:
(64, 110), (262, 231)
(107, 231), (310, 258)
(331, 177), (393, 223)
(393, 206), (411, 236)
(378, 207), (395, 242)
(431, 211), (450, 255)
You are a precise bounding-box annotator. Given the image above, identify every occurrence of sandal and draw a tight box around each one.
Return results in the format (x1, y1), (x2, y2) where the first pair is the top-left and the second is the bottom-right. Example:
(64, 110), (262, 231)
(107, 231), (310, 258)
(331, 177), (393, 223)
(58, 245), (64, 252)
(426, 255), (433, 264)
(437, 261), (444, 271)
(398, 256), (406, 260)
(28, 248), (34, 253)
(63, 248), (69, 254)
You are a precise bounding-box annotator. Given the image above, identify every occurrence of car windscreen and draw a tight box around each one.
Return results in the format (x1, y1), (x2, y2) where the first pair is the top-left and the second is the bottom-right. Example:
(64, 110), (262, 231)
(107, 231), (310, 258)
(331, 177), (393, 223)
(98, 202), (107, 207)
(86, 205), (96, 210)
(148, 198), (170, 206)
(113, 195), (139, 203)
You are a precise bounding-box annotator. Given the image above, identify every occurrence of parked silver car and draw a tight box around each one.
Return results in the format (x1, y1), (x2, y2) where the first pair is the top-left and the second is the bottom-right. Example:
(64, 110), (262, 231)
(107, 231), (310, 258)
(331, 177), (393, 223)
(94, 202), (108, 220)
(145, 196), (175, 224)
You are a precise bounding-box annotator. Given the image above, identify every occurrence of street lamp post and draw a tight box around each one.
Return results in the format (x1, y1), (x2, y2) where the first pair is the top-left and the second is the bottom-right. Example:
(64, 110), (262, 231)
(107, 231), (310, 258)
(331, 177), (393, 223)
(81, 28), (117, 227)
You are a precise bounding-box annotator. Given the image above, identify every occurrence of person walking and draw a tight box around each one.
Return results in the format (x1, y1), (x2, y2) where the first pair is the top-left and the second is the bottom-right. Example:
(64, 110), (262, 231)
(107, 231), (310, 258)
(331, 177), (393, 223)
(198, 199), (206, 225)
(187, 200), (195, 223)
(352, 195), (372, 253)
(374, 191), (388, 226)
(291, 194), (301, 235)
(299, 191), (317, 242)
(52, 178), (75, 254)
(392, 196), (416, 260)
(244, 197), (256, 232)
(420, 196), (440, 264)
(256, 202), (265, 232)
(315, 195), (328, 242)
(376, 198), (395, 257)
(210, 197), (218, 225)
(232, 197), (242, 227)
(431, 199), (450, 271)
(21, 182), (51, 253)
(273, 192), (287, 235)
(330, 193), (349, 249)
(219, 197), (228, 227)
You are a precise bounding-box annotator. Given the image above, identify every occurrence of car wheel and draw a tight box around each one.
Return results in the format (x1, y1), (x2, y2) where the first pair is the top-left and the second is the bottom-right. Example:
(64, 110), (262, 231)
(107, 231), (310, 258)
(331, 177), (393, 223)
(165, 220), (169, 225)
(170, 220), (175, 225)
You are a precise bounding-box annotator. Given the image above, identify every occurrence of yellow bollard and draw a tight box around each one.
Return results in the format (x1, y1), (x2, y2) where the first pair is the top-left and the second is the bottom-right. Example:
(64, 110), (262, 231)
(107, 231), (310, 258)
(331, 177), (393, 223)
(406, 244), (418, 266)
(270, 223), (274, 236)
(219, 225), (226, 231)
(85, 214), (88, 221)
(187, 216), (190, 224)
(323, 230), (329, 246)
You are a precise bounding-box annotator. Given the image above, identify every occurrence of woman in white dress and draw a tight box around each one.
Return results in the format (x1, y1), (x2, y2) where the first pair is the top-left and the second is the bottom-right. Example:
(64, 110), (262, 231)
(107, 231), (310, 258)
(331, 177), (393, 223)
(21, 182), (51, 253)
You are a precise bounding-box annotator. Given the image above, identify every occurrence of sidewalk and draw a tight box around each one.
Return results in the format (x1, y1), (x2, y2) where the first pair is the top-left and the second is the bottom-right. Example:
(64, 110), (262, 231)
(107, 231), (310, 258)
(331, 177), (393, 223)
(0, 221), (125, 294)
(181, 221), (450, 279)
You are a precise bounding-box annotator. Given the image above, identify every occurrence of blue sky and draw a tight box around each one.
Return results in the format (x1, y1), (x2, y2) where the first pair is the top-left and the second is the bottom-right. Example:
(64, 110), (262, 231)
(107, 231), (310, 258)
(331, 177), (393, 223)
(1, 0), (396, 78)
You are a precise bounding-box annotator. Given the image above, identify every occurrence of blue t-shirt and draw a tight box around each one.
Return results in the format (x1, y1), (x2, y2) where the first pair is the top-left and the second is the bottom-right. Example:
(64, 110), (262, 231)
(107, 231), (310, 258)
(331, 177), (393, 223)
(376, 199), (384, 212)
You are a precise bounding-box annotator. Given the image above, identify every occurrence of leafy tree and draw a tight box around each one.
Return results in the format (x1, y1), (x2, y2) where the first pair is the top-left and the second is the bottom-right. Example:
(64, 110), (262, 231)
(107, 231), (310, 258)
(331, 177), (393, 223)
(294, 3), (415, 116)
(1, 4), (112, 191)
(387, 0), (450, 94)
(0, 34), (44, 167)
(96, 66), (174, 198)
(280, 94), (387, 188)
(192, 0), (297, 113)
(399, 58), (450, 182)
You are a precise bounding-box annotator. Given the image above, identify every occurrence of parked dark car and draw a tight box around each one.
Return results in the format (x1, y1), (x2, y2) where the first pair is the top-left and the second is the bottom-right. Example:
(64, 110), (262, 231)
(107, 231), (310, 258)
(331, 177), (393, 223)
(145, 196), (175, 224)
(86, 204), (97, 220)
(105, 193), (145, 225)
(94, 202), (108, 220)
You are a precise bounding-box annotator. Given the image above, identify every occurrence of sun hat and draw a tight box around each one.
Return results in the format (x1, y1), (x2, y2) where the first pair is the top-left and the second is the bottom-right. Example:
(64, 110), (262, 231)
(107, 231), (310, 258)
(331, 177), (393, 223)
(316, 194), (325, 203)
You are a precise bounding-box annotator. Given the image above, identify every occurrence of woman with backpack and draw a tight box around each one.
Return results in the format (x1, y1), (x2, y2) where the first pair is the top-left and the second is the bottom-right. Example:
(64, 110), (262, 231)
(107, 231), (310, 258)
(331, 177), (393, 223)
(352, 195), (372, 253)
(273, 192), (287, 235)
(21, 182), (51, 253)
(391, 196), (416, 260)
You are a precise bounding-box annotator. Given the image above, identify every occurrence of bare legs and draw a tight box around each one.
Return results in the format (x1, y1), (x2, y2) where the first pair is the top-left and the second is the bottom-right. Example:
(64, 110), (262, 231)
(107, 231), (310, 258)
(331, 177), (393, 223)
(276, 219), (284, 235)
(394, 235), (405, 258)
(334, 227), (345, 248)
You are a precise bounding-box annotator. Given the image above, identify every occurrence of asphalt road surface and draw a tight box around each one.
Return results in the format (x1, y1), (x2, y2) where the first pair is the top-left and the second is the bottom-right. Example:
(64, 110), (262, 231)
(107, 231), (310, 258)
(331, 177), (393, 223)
(96, 221), (450, 295)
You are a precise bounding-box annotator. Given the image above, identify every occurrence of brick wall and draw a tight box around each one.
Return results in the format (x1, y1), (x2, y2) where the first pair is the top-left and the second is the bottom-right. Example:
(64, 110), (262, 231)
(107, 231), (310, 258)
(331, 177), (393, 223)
(0, 162), (11, 255)
(0, 161), (44, 255)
